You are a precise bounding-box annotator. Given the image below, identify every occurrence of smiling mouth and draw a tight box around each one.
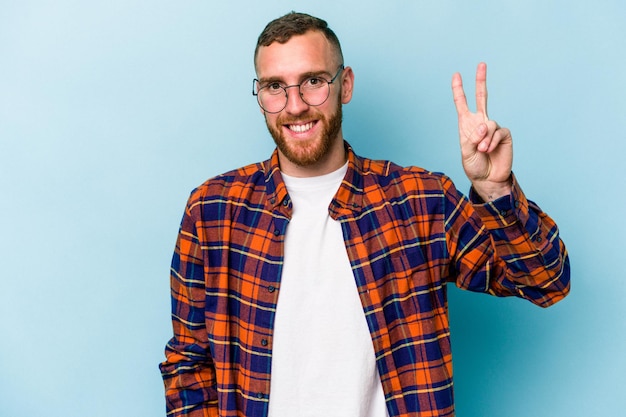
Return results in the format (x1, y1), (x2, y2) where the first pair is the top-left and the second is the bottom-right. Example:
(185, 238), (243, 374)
(286, 121), (315, 134)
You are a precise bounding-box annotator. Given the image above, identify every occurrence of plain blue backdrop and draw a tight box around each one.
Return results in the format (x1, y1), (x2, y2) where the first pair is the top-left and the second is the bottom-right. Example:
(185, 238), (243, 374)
(1, 1), (625, 416)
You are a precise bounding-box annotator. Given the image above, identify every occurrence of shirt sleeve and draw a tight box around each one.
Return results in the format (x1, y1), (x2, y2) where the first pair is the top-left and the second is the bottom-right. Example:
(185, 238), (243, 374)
(444, 173), (570, 307)
(159, 196), (219, 416)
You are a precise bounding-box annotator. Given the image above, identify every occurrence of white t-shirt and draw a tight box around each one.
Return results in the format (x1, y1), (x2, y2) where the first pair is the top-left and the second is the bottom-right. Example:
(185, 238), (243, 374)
(267, 163), (388, 417)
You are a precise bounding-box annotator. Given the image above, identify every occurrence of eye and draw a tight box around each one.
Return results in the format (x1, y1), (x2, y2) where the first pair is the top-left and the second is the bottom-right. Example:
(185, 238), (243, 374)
(302, 77), (326, 89)
(263, 82), (285, 95)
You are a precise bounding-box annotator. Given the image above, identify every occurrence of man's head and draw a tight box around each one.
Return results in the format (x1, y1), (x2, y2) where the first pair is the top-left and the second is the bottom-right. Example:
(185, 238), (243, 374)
(253, 12), (354, 176)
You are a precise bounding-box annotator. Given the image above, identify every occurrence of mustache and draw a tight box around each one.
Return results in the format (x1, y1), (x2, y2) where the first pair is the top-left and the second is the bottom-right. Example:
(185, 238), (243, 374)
(277, 118), (319, 125)
(273, 111), (323, 125)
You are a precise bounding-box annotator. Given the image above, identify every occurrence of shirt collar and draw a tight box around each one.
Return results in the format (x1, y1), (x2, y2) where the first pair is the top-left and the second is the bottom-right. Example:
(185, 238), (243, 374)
(262, 141), (365, 216)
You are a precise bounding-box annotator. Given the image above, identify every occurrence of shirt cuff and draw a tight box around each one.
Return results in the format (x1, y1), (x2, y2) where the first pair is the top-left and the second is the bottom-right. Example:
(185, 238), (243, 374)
(469, 173), (530, 229)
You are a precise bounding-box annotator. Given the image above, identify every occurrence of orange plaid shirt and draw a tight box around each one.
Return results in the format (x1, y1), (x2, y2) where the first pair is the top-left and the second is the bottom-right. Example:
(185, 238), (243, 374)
(160, 143), (570, 416)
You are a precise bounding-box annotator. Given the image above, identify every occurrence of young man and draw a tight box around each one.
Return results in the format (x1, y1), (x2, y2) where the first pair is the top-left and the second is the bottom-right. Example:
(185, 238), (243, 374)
(160, 12), (570, 417)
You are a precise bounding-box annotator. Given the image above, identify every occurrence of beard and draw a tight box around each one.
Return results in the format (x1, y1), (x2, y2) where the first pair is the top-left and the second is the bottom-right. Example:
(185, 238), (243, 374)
(265, 102), (343, 167)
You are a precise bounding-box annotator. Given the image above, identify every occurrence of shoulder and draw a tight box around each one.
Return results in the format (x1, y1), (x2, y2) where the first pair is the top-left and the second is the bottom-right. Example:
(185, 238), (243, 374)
(357, 155), (453, 194)
(186, 161), (269, 208)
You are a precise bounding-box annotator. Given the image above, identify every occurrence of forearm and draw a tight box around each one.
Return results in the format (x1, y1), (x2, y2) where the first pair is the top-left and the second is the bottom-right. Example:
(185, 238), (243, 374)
(447, 173), (570, 306)
(160, 335), (219, 416)
(160, 265), (218, 415)
(469, 174), (571, 306)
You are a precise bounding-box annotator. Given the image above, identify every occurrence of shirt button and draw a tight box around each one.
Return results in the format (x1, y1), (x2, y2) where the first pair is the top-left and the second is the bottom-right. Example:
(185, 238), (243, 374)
(282, 199), (289, 206)
(269, 198), (276, 205)
(274, 229), (281, 236)
(257, 392), (265, 399)
(514, 200), (521, 208)
(261, 339), (268, 346)
(268, 285), (276, 293)
(499, 210), (508, 216)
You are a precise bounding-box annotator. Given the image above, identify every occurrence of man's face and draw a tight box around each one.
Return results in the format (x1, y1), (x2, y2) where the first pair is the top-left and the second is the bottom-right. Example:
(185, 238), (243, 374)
(255, 31), (353, 175)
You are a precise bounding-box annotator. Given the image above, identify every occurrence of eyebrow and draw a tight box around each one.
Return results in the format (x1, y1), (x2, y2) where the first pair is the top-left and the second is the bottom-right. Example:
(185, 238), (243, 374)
(257, 70), (334, 85)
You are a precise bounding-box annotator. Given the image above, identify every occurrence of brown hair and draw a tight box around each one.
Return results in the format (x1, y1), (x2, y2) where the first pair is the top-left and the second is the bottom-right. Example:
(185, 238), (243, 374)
(254, 12), (344, 68)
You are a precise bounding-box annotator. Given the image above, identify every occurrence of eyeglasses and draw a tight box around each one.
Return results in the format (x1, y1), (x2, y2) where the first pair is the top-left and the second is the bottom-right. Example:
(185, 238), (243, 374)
(252, 65), (344, 113)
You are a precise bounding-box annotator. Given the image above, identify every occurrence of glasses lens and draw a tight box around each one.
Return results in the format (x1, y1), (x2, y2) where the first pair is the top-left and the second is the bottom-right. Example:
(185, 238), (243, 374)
(300, 80), (330, 107)
(258, 90), (286, 113)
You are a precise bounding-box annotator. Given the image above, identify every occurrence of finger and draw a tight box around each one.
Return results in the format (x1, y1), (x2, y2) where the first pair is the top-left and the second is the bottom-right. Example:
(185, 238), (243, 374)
(486, 126), (511, 153)
(468, 123), (488, 145)
(451, 72), (469, 115)
(475, 62), (488, 117)
(477, 134), (491, 153)
(475, 121), (498, 152)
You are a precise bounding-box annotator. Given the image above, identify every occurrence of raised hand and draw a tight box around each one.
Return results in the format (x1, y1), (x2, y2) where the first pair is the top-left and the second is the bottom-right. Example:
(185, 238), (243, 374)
(452, 62), (513, 201)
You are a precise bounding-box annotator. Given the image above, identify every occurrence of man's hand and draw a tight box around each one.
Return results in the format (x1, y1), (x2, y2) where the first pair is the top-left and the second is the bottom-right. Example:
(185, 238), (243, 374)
(452, 62), (513, 201)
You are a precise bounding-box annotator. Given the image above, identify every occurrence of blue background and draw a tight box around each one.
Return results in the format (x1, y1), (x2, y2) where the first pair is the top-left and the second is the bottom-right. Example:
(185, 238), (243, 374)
(1, 1), (625, 415)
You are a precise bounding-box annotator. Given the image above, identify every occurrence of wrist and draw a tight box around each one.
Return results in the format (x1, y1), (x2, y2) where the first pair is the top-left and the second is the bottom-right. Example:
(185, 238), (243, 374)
(471, 176), (512, 202)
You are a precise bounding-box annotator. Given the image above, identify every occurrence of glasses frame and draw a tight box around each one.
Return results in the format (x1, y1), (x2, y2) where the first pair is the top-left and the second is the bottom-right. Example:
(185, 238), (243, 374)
(252, 65), (345, 114)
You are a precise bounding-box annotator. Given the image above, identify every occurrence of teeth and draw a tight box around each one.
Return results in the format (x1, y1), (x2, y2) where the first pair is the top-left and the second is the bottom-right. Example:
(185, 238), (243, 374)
(288, 122), (313, 133)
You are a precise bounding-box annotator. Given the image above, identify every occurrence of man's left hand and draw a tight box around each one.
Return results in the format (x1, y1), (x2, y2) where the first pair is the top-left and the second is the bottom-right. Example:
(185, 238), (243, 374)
(452, 62), (513, 201)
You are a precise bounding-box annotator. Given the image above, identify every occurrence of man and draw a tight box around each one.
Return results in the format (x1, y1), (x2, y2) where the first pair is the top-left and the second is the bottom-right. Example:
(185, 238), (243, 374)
(160, 12), (570, 417)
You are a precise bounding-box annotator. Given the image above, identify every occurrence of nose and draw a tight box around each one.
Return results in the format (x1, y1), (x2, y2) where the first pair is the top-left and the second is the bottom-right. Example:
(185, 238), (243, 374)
(283, 85), (309, 115)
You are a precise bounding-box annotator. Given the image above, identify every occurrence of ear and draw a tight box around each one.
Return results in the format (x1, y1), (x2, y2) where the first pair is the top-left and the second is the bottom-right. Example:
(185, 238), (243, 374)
(340, 66), (355, 104)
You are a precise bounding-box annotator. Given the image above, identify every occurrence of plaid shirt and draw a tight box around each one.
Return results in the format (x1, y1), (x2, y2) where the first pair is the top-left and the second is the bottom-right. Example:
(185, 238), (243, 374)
(160, 143), (570, 417)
